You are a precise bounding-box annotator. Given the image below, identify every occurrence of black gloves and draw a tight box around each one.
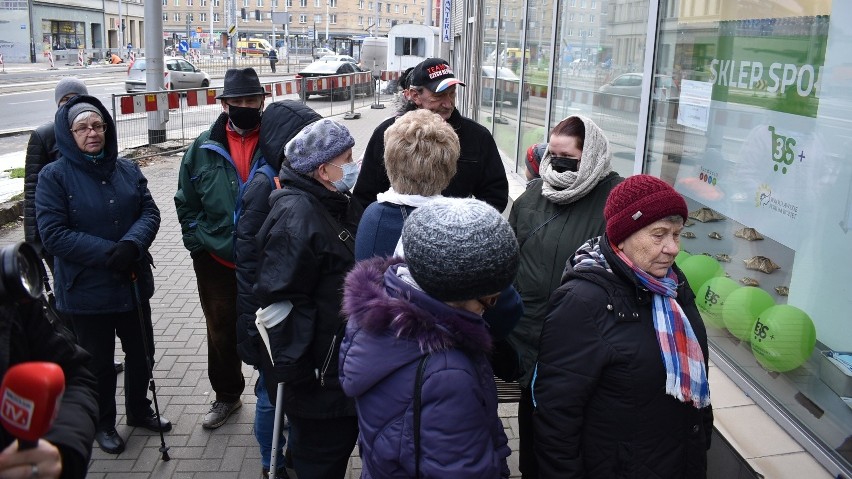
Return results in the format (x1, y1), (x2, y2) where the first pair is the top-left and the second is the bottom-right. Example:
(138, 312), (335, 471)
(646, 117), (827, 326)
(105, 241), (138, 272)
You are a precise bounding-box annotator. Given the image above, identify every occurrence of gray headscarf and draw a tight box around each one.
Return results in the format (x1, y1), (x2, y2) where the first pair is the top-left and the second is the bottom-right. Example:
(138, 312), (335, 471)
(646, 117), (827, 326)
(539, 115), (613, 205)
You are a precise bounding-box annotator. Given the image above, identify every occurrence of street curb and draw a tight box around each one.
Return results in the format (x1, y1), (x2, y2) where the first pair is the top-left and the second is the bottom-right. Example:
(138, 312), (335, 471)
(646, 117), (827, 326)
(0, 129), (33, 139)
(0, 200), (23, 227)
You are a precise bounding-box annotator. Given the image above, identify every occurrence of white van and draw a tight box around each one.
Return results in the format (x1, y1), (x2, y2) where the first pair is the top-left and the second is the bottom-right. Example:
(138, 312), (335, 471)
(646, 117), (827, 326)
(360, 37), (388, 78)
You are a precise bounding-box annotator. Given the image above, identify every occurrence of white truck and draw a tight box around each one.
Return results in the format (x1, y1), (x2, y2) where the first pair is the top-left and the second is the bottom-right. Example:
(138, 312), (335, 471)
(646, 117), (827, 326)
(386, 24), (449, 91)
(360, 37), (388, 78)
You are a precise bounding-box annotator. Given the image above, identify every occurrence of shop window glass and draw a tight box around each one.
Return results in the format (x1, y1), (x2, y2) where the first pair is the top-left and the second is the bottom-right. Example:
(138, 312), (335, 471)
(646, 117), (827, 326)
(648, 1), (851, 474)
(48, 21), (85, 50)
(477, 0), (519, 162)
(548, 0), (649, 178)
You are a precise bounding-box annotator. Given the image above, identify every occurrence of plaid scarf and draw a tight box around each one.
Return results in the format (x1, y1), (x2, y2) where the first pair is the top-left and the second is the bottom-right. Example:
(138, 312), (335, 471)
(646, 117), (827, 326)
(610, 244), (710, 408)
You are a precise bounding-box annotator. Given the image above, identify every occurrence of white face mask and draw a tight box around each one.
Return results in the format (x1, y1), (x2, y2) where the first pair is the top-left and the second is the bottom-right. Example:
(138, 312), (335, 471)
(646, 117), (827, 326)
(330, 161), (359, 192)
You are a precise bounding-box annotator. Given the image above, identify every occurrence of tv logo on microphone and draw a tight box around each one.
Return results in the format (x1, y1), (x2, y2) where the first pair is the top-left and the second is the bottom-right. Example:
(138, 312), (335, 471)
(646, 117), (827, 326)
(1, 388), (34, 431)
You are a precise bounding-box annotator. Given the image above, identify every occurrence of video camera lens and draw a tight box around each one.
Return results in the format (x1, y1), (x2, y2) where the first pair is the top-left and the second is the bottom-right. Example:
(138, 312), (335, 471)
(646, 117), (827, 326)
(0, 242), (44, 304)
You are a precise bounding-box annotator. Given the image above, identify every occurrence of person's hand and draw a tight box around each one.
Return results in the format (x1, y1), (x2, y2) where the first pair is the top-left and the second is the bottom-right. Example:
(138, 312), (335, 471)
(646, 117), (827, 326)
(105, 241), (138, 272)
(0, 439), (62, 479)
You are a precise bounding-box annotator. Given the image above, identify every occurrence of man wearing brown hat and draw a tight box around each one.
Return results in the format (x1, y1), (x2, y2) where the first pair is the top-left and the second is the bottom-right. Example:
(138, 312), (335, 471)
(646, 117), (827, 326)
(353, 58), (509, 212)
(175, 67), (268, 429)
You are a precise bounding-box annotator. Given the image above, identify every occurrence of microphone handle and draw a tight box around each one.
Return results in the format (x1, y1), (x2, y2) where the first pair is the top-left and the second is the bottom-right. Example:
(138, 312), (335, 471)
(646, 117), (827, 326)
(18, 439), (38, 450)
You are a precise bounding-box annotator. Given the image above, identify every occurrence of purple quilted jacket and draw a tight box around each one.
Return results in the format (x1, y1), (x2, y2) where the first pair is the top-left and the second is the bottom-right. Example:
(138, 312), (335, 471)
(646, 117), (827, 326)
(340, 257), (510, 479)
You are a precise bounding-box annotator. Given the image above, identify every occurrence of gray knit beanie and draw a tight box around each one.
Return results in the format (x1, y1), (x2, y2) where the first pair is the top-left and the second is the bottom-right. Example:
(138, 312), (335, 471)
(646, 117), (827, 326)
(67, 102), (102, 126)
(285, 119), (355, 174)
(402, 198), (519, 302)
(55, 78), (89, 106)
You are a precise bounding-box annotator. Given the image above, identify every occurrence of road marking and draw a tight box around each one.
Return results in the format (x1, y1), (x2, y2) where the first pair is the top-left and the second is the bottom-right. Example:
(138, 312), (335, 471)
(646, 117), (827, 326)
(8, 99), (49, 105)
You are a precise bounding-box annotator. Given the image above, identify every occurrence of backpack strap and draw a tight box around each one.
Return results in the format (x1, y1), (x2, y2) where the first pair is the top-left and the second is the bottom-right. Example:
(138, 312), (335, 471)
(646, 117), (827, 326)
(413, 354), (430, 478)
(233, 161), (281, 227)
(257, 163), (279, 190)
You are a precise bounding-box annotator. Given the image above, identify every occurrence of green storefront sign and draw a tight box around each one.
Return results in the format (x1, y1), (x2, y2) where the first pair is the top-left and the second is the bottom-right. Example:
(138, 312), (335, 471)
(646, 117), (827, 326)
(697, 16), (829, 118)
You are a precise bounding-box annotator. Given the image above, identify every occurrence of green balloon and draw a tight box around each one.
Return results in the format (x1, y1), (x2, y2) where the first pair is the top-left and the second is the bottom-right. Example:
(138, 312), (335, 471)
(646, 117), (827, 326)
(697, 277), (740, 329)
(722, 286), (774, 342)
(679, 254), (724, 296)
(675, 250), (691, 267)
(751, 305), (816, 372)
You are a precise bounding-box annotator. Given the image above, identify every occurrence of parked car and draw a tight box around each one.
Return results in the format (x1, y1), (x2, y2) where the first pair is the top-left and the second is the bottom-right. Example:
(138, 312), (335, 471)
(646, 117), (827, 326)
(481, 66), (530, 106)
(296, 60), (374, 100)
(312, 47), (334, 59)
(318, 54), (357, 64)
(598, 73), (679, 100)
(125, 57), (210, 93)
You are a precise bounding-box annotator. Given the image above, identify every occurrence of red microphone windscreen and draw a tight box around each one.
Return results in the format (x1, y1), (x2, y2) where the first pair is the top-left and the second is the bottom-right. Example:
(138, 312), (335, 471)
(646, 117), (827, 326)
(0, 362), (65, 443)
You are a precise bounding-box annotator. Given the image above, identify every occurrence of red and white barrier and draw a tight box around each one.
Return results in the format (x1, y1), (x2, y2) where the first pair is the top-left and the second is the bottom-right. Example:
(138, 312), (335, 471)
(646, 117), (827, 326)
(163, 71), (171, 90)
(481, 77), (521, 94)
(300, 73), (373, 94)
(47, 51), (55, 69)
(380, 70), (403, 81)
(119, 92), (181, 115)
(77, 50), (86, 67)
(186, 88), (220, 107)
(0, 53), (4, 73)
(264, 80), (301, 96)
(529, 84), (548, 98)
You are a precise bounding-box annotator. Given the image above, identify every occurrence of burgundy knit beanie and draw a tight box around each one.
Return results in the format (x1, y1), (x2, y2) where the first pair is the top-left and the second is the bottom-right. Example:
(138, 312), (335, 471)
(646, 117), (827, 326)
(604, 175), (688, 245)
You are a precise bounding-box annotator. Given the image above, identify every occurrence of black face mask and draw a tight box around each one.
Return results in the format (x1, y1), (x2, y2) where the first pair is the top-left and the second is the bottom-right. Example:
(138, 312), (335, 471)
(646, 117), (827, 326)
(551, 155), (580, 173)
(227, 104), (262, 130)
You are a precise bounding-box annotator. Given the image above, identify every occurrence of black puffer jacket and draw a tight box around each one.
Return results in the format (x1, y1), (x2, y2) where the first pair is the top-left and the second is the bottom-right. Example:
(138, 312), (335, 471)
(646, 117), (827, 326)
(507, 172), (622, 387)
(352, 108), (509, 212)
(24, 122), (58, 246)
(234, 101), (321, 366)
(254, 166), (362, 418)
(533, 237), (713, 479)
(1, 298), (98, 479)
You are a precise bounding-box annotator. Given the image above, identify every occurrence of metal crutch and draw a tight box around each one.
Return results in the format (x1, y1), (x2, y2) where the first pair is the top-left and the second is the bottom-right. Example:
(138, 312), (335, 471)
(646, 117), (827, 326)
(130, 272), (171, 461)
(256, 314), (285, 475)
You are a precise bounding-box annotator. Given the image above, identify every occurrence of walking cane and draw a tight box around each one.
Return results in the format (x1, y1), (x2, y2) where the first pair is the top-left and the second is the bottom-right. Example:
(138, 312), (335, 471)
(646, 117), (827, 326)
(130, 271), (171, 461)
(255, 304), (290, 476)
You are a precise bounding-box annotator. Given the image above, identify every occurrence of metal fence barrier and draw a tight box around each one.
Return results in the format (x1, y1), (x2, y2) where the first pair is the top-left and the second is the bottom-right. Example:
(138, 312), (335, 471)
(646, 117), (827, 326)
(110, 71), (392, 153)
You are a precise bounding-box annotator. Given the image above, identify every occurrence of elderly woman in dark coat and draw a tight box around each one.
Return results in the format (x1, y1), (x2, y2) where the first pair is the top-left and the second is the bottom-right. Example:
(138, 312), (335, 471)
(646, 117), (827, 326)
(340, 198), (519, 478)
(253, 119), (362, 478)
(35, 95), (168, 456)
(532, 175), (713, 478)
(508, 114), (623, 477)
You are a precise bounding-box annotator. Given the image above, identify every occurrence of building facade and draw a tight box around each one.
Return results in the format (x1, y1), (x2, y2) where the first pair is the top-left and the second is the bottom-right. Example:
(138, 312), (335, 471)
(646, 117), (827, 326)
(159, 0), (427, 52)
(0, 0), (144, 63)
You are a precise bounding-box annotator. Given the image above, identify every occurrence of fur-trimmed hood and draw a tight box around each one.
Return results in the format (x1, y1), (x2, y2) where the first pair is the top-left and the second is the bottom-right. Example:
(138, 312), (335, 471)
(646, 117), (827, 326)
(340, 256), (493, 398)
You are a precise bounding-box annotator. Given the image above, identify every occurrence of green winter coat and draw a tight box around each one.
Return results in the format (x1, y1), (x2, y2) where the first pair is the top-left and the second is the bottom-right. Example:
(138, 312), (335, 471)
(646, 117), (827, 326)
(507, 171), (622, 387)
(175, 113), (262, 262)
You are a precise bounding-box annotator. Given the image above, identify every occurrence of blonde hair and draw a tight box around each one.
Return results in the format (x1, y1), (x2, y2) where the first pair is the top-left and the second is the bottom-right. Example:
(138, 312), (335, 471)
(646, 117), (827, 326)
(383, 109), (459, 196)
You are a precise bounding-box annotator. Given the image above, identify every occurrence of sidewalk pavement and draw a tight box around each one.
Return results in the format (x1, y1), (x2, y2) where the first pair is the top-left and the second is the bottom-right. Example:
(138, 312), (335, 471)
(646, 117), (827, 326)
(0, 104), (527, 478)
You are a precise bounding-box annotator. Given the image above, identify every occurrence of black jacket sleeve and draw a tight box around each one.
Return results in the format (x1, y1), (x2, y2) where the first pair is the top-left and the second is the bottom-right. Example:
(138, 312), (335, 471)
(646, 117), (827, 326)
(8, 300), (98, 479)
(352, 117), (396, 209)
(24, 123), (57, 245)
(471, 128), (509, 212)
(234, 177), (275, 366)
(533, 287), (609, 478)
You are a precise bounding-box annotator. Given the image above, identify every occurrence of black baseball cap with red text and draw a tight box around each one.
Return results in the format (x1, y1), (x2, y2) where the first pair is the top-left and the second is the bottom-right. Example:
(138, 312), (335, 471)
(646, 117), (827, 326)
(409, 58), (466, 93)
